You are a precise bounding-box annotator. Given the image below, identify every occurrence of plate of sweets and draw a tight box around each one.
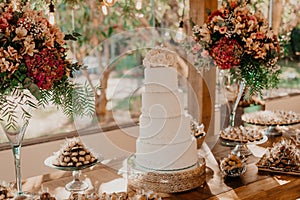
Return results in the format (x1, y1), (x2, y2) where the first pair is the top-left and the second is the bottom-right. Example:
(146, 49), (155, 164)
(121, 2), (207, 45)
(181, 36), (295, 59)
(256, 139), (300, 175)
(242, 110), (300, 126)
(45, 137), (102, 171)
(219, 126), (267, 145)
(44, 137), (103, 192)
(220, 154), (246, 177)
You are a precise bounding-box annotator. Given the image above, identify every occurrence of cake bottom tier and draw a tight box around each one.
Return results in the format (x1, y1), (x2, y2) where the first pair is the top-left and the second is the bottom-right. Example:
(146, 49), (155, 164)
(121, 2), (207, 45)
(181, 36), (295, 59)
(135, 136), (197, 170)
(127, 154), (206, 193)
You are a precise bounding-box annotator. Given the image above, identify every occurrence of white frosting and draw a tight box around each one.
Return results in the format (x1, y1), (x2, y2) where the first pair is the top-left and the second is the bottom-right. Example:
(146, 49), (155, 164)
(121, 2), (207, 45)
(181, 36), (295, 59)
(136, 136), (197, 170)
(139, 114), (192, 144)
(144, 67), (178, 92)
(143, 47), (177, 68)
(136, 47), (198, 171)
(141, 90), (184, 118)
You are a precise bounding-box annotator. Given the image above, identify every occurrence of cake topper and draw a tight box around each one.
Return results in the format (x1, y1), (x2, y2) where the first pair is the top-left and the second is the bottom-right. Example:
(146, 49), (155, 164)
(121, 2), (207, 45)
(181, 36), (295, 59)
(143, 46), (177, 68)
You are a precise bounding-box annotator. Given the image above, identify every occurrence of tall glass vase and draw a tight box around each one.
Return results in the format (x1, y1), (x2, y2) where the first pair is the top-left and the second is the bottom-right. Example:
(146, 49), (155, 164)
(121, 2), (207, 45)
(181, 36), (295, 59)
(229, 80), (252, 157)
(0, 115), (34, 198)
(229, 81), (245, 127)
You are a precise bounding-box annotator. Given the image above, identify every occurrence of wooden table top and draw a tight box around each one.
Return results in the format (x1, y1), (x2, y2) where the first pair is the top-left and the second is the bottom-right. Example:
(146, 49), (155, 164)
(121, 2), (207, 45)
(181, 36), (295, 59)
(22, 130), (300, 200)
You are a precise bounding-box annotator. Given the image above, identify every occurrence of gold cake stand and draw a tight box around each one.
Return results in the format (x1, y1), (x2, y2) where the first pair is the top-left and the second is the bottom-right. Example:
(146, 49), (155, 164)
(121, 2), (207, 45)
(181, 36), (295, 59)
(127, 155), (206, 193)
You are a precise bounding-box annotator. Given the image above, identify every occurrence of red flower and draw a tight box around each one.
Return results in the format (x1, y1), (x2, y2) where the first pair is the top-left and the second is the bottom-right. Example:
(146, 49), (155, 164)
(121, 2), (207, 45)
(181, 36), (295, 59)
(230, 2), (237, 8)
(207, 10), (222, 23)
(221, 8), (230, 18)
(209, 37), (242, 69)
(3, 12), (13, 21)
(24, 48), (67, 90)
(248, 15), (257, 24)
(256, 32), (265, 40)
(0, 17), (9, 30)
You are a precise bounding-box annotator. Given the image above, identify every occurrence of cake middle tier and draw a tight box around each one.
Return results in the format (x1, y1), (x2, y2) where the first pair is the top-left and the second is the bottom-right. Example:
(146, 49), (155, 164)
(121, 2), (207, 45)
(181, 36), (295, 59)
(142, 90), (184, 118)
(139, 114), (192, 144)
(135, 136), (198, 170)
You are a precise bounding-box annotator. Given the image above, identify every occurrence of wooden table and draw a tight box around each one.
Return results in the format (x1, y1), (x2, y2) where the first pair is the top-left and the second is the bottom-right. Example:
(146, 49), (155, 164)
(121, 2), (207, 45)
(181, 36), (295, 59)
(22, 130), (300, 200)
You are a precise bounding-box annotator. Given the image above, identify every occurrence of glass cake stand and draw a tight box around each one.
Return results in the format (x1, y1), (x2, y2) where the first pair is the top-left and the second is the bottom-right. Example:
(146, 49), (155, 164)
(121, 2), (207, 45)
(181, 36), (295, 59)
(44, 155), (103, 192)
(243, 121), (300, 136)
(219, 135), (268, 159)
(241, 111), (300, 136)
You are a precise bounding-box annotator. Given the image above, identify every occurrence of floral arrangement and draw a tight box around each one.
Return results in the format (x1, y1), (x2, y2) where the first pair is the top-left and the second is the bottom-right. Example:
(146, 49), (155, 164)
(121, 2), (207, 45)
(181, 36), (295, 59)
(192, 0), (281, 94)
(0, 0), (93, 128)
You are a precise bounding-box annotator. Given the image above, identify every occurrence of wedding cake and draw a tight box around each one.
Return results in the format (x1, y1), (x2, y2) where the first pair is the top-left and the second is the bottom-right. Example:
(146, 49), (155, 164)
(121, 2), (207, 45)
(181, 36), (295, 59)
(135, 47), (198, 170)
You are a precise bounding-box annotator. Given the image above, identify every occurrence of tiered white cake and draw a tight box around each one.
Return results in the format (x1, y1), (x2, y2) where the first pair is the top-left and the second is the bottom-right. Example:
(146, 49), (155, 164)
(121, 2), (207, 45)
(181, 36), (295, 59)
(135, 47), (198, 170)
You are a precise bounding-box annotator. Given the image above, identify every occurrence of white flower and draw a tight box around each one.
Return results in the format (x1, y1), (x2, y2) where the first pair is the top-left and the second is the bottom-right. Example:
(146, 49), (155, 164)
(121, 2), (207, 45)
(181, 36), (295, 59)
(143, 47), (177, 68)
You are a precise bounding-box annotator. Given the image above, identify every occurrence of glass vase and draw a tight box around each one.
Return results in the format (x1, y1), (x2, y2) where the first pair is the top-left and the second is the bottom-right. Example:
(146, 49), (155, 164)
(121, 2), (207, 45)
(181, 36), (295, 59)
(0, 116), (35, 198)
(229, 81), (252, 157)
(229, 81), (245, 127)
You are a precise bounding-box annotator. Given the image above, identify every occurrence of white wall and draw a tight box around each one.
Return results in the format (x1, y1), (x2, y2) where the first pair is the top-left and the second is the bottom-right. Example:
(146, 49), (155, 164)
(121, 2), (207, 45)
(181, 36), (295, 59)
(0, 127), (138, 182)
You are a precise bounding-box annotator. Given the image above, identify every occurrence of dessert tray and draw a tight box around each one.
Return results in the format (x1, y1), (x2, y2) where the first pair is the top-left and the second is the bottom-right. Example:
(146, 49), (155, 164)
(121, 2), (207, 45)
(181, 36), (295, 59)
(44, 155), (102, 171)
(36, 190), (163, 200)
(45, 137), (102, 171)
(127, 154), (206, 193)
(219, 126), (268, 147)
(44, 137), (103, 192)
(256, 139), (300, 176)
(242, 110), (300, 126)
(45, 154), (103, 192)
(68, 191), (162, 200)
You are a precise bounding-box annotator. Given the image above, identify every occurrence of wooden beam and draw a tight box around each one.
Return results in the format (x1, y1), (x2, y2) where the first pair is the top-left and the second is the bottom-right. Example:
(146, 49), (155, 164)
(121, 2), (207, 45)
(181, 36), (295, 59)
(271, 0), (283, 35)
(188, 0), (218, 148)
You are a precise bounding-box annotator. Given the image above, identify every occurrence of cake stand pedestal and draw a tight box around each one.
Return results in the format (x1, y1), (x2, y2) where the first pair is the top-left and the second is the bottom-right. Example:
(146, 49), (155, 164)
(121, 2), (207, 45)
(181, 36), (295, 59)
(127, 155), (206, 194)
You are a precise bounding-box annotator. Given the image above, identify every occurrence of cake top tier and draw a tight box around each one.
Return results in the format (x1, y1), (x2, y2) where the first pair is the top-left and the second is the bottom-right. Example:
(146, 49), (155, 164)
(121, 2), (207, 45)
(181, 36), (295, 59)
(143, 46), (177, 68)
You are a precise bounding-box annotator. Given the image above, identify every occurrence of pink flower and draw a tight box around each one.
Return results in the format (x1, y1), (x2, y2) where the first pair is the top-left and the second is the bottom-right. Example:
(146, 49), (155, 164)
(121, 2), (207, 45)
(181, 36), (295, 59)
(201, 50), (209, 58)
(219, 26), (227, 34)
(192, 44), (201, 53)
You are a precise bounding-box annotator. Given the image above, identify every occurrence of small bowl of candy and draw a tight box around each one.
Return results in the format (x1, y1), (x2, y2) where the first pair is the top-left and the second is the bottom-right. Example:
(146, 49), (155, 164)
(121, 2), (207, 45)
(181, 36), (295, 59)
(220, 154), (246, 177)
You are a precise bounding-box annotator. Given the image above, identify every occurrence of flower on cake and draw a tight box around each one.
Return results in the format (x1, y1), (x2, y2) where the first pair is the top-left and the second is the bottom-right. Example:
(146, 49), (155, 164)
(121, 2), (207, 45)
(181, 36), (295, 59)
(0, 1), (93, 128)
(192, 0), (281, 94)
(143, 47), (177, 68)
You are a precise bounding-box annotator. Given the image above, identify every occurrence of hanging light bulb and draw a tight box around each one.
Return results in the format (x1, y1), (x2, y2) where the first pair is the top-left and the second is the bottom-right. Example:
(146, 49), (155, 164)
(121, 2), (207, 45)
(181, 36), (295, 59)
(103, 0), (116, 7)
(174, 20), (185, 43)
(101, 3), (108, 15)
(135, 0), (142, 10)
(48, 0), (55, 25)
